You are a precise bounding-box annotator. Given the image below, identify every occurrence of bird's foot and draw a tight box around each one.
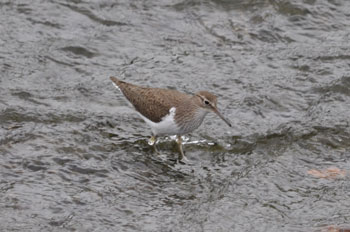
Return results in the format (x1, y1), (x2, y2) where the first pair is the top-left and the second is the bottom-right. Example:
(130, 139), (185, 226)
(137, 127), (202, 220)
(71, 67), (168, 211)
(148, 136), (157, 146)
(148, 136), (161, 155)
(178, 155), (190, 165)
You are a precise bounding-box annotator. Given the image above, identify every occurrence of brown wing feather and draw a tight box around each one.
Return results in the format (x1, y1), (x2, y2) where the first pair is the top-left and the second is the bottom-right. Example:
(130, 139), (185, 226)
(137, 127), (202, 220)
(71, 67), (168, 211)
(110, 77), (191, 123)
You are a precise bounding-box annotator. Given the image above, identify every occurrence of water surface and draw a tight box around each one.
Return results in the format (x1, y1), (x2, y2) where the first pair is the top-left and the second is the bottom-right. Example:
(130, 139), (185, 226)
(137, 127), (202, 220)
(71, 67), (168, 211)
(1, 0), (350, 231)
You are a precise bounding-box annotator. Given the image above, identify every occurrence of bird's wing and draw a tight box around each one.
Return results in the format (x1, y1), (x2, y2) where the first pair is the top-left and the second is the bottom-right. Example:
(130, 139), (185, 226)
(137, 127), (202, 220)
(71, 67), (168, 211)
(115, 81), (191, 123)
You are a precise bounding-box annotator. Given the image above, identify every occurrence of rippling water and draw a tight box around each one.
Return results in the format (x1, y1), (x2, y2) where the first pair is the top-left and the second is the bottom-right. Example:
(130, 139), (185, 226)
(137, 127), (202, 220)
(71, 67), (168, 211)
(1, 0), (350, 231)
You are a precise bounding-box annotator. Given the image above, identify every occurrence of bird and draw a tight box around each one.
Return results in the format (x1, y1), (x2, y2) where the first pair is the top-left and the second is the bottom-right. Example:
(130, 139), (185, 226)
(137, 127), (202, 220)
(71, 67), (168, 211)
(109, 76), (231, 162)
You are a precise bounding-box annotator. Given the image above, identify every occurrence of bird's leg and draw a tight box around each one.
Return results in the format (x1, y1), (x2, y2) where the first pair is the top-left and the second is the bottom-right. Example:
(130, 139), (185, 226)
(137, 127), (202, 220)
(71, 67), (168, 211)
(148, 135), (159, 154)
(176, 135), (188, 162)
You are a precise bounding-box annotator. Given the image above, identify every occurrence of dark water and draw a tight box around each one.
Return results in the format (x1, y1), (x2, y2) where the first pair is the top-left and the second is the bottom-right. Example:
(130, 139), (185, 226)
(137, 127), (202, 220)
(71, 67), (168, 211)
(1, 0), (350, 231)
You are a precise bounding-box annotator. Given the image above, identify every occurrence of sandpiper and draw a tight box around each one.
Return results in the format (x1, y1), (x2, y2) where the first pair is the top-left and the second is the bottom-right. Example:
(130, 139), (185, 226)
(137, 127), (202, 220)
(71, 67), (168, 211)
(110, 76), (231, 162)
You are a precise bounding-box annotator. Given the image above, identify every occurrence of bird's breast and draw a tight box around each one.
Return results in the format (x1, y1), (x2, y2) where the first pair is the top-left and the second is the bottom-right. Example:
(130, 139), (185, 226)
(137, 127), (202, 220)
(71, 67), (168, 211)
(175, 108), (209, 135)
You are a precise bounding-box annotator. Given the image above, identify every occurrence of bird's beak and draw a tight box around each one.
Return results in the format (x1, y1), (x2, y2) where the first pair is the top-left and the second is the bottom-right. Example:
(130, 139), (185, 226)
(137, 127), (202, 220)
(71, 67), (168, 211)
(212, 107), (232, 127)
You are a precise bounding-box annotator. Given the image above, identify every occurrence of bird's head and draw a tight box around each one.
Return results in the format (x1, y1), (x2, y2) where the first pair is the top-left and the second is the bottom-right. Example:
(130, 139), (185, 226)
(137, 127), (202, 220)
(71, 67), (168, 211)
(195, 91), (232, 127)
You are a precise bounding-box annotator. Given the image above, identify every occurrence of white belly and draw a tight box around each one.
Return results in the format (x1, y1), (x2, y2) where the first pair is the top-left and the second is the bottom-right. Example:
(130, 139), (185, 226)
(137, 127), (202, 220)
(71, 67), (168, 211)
(138, 107), (180, 136)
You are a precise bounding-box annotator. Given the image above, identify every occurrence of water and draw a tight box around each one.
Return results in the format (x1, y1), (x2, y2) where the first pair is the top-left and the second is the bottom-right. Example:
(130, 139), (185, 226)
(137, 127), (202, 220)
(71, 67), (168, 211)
(1, 0), (350, 231)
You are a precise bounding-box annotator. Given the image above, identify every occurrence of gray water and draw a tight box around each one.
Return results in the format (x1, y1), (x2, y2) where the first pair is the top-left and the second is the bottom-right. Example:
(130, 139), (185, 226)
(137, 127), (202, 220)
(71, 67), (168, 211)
(1, 0), (350, 231)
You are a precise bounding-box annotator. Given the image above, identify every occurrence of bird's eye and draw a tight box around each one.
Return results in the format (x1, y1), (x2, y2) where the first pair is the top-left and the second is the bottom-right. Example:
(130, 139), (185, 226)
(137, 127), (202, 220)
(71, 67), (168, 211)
(204, 100), (210, 105)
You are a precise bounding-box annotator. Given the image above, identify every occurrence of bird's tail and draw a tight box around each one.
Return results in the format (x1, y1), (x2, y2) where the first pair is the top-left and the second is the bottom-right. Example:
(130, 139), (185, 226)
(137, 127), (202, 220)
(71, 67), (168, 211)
(110, 76), (123, 91)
